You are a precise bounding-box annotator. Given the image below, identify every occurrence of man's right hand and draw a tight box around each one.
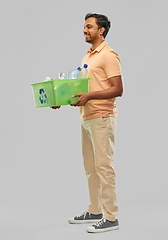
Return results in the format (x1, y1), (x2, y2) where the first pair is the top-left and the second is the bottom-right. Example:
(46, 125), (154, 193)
(50, 106), (61, 109)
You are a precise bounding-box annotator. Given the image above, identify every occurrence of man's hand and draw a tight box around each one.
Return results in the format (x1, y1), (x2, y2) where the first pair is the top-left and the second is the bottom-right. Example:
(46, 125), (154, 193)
(50, 106), (61, 109)
(71, 92), (90, 106)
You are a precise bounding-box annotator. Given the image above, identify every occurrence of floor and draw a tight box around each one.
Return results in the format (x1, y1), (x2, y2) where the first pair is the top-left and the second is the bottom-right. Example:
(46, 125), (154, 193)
(0, 199), (167, 240)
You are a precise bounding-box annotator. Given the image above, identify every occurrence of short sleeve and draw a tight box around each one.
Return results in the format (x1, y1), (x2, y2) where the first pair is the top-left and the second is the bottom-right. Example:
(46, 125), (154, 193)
(103, 50), (122, 78)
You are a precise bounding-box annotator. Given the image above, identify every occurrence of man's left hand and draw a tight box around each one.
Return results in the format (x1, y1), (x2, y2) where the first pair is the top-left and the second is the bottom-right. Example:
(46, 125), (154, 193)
(71, 92), (90, 106)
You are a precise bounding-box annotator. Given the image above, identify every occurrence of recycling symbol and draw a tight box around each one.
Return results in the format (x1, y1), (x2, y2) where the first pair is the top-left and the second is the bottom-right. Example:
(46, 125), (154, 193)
(39, 88), (47, 104)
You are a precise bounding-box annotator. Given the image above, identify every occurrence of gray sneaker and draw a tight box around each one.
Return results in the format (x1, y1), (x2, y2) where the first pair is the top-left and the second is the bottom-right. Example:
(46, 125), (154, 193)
(68, 211), (103, 224)
(86, 218), (119, 233)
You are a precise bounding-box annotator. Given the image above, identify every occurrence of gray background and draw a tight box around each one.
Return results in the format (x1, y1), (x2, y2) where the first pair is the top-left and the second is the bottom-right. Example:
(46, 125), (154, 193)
(0, 0), (168, 239)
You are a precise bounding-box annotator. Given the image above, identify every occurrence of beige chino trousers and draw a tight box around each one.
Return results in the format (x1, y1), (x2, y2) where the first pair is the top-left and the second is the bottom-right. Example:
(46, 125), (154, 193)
(81, 116), (118, 221)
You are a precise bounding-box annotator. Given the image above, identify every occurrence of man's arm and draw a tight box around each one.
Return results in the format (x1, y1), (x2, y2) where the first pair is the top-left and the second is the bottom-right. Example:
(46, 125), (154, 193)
(71, 75), (123, 107)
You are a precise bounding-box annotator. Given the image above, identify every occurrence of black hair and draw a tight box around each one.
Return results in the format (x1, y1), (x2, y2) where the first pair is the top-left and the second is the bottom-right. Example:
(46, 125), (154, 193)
(85, 13), (111, 38)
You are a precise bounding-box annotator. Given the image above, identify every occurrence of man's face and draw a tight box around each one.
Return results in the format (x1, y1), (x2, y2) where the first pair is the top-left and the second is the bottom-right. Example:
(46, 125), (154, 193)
(83, 17), (103, 44)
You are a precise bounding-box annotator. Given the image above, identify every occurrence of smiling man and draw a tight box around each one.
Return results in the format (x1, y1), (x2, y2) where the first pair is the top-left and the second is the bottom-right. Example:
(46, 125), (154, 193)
(68, 13), (123, 233)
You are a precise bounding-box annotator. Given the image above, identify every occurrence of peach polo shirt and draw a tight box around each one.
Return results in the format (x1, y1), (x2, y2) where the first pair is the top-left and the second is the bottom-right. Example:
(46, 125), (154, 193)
(79, 41), (122, 120)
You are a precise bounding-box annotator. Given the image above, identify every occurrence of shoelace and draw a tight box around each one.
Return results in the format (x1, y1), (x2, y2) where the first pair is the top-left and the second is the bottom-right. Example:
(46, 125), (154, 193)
(76, 211), (88, 219)
(95, 218), (106, 227)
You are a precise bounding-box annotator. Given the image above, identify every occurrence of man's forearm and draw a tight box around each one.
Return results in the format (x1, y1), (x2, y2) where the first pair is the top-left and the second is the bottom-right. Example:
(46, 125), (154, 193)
(88, 86), (123, 101)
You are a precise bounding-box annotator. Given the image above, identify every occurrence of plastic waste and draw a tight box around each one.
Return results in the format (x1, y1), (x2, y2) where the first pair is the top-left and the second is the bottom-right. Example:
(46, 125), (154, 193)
(58, 73), (68, 79)
(68, 67), (81, 79)
(79, 64), (88, 78)
(45, 77), (53, 81)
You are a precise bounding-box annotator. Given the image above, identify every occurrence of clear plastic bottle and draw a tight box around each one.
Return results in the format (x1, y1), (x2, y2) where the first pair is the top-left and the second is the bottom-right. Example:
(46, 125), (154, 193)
(79, 64), (88, 78)
(45, 77), (53, 81)
(68, 67), (81, 79)
(58, 73), (68, 79)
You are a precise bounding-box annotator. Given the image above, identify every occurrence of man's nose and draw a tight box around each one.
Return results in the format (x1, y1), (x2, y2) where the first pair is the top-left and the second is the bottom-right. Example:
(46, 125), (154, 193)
(83, 27), (87, 34)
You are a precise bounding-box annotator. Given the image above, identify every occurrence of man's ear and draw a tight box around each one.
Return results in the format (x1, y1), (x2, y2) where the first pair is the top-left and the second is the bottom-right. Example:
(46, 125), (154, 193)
(99, 27), (105, 36)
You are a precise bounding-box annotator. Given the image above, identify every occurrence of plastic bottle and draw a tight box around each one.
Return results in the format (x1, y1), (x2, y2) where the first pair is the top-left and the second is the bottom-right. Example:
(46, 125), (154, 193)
(68, 67), (81, 79)
(79, 64), (88, 78)
(45, 77), (53, 81)
(58, 73), (68, 79)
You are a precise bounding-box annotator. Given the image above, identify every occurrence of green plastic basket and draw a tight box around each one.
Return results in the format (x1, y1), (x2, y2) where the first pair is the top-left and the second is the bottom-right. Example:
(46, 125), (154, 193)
(31, 78), (89, 107)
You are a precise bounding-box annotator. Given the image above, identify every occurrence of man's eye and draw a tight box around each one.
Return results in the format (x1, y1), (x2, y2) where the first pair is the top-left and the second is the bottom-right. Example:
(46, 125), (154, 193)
(84, 25), (92, 29)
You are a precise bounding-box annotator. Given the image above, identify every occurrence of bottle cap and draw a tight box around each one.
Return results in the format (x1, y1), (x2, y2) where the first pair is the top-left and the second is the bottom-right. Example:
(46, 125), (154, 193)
(77, 67), (81, 71)
(84, 64), (88, 68)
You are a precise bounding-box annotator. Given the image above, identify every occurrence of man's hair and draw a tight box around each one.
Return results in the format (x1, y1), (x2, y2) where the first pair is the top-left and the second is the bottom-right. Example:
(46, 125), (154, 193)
(85, 13), (111, 38)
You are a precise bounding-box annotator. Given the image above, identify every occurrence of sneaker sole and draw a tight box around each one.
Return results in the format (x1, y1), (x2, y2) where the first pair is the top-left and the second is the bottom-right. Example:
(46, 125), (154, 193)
(86, 225), (119, 233)
(68, 219), (102, 224)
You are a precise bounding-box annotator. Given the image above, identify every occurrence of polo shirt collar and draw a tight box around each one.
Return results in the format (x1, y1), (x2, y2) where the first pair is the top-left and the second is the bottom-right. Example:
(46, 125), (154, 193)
(87, 40), (107, 54)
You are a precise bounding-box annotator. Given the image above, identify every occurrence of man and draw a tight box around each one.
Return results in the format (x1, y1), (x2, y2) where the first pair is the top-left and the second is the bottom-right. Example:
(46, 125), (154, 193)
(52, 13), (123, 233)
